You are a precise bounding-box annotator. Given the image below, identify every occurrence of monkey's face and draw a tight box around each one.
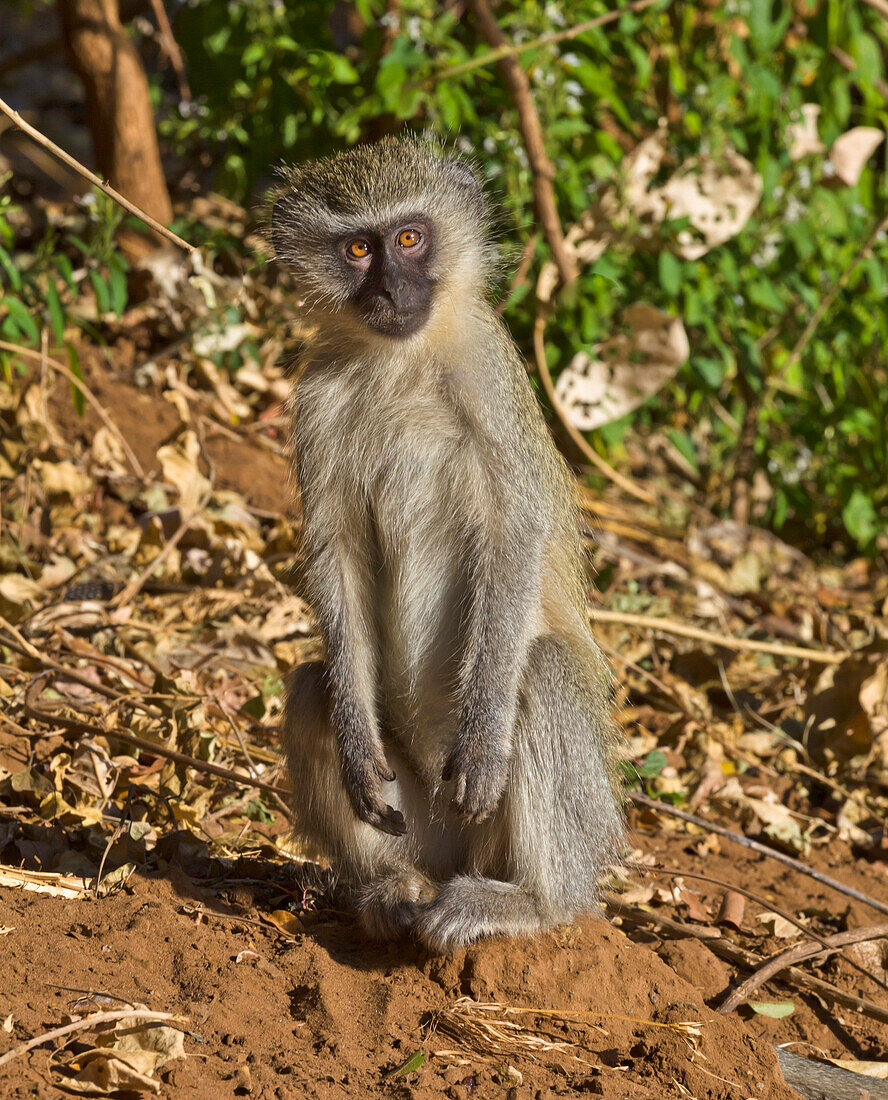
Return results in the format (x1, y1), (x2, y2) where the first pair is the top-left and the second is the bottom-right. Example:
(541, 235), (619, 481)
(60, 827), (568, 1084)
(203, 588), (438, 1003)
(271, 136), (496, 341)
(337, 218), (436, 338)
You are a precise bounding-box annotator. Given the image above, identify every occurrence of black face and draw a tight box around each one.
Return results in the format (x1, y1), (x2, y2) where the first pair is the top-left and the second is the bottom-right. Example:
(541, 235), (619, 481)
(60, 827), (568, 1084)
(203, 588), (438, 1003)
(338, 218), (436, 337)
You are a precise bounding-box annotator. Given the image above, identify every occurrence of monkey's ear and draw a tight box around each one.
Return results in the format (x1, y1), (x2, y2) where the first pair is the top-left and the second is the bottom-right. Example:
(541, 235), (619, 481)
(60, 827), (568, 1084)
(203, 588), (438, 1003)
(445, 158), (484, 206)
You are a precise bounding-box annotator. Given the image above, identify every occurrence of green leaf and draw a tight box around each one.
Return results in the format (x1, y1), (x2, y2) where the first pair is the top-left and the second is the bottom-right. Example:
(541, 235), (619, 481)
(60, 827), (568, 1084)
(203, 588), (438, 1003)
(842, 488), (879, 546)
(666, 428), (699, 472)
(45, 280), (65, 344)
(89, 270), (111, 315)
(0, 244), (22, 291)
(748, 1001), (795, 1019)
(589, 256), (624, 289)
(243, 797), (275, 824)
(0, 297), (38, 344)
(658, 251), (682, 296)
(636, 749), (668, 779)
(53, 254), (76, 291)
(66, 342), (85, 417)
(240, 694), (266, 720)
(389, 1051), (425, 1077)
(327, 53), (359, 84)
(109, 265), (127, 317)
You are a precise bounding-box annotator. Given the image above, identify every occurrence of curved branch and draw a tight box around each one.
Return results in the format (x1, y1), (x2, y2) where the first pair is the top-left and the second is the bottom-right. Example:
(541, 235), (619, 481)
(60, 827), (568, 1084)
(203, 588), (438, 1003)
(533, 313), (654, 502)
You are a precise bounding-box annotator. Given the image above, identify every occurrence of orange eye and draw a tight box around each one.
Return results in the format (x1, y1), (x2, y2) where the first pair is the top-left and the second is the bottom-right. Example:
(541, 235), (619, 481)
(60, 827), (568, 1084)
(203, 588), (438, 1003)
(347, 240), (370, 259)
(397, 229), (421, 249)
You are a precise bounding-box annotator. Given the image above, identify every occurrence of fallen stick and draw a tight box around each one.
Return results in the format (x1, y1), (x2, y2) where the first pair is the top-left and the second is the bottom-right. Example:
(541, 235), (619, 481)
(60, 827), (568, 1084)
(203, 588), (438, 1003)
(0, 1009), (184, 1069)
(644, 866), (888, 994)
(719, 923), (888, 1014)
(609, 903), (888, 1026)
(630, 791), (888, 919)
(592, 608), (844, 665)
(20, 702), (289, 800)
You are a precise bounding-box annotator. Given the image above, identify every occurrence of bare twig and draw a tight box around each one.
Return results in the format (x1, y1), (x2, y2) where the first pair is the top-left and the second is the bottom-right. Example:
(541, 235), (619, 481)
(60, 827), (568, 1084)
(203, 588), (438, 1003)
(0, 340), (144, 476)
(0, 1009), (184, 1069)
(0, 621), (162, 718)
(719, 923), (888, 1014)
(646, 867), (888, 995)
(630, 791), (888, 919)
(0, 95), (195, 255)
(469, 0), (577, 285)
(436, 0), (669, 82)
(592, 608), (844, 664)
(610, 903), (888, 1026)
(147, 0), (192, 103)
(109, 494), (212, 609)
(533, 314), (654, 502)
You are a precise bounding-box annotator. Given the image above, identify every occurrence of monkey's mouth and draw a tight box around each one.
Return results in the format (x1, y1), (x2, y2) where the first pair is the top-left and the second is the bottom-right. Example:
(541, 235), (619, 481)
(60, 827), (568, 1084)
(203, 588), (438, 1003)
(359, 299), (431, 338)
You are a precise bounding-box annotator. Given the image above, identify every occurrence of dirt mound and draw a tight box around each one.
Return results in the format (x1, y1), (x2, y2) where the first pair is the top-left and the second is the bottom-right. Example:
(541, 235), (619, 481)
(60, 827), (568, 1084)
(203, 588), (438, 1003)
(0, 867), (801, 1099)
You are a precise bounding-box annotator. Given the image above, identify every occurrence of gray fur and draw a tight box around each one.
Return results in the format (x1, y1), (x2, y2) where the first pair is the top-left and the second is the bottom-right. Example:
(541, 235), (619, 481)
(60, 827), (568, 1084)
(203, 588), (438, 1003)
(275, 136), (625, 953)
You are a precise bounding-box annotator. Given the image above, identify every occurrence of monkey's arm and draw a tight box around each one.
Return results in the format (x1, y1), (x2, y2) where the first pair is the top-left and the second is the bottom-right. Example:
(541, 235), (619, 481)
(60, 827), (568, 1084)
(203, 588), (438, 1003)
(305, 534), (406, 837)
(444, 491), (545, 822)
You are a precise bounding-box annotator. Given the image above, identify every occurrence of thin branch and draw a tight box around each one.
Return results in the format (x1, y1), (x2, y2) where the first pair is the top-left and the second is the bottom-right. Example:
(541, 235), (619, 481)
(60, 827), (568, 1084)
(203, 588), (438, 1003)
(630, 791), (888, 919)
(469, 0), (577, 285)
(0, 340), (143, 476)
(436, 0), (669, 83)
(719, 923), (888, 1014)
(610, 903), (888, 1026)
(147, 0), (192, 103)
(0, 1009), (184, 1069)
(533, 313), (654, 502)
(109, 494), (212, 609)
(646, 867), (888, 995)
(591, 608), (844, 664)
(0, 95), (195, 255)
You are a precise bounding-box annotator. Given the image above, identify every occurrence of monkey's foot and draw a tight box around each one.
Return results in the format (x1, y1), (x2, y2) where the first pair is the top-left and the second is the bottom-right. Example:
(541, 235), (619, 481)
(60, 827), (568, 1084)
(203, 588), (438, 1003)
(415, 875), (547, 954)
(356, 870), (437, 941)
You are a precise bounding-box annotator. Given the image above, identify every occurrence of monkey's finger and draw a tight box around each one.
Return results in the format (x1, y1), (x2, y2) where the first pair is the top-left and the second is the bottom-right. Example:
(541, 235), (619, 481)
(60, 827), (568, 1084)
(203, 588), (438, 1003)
(364, 805), (407, 836)
(374, 761), (396, 783)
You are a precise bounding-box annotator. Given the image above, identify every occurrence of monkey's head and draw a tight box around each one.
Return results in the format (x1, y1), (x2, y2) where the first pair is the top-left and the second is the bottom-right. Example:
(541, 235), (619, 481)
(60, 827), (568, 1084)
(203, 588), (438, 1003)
(270, 135), (494, 340)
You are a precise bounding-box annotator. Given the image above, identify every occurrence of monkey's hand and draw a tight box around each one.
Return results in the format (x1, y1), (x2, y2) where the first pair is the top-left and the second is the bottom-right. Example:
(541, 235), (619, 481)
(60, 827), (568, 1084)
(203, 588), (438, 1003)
(339, 741), (407, 837)
(442, 736), (509, 824)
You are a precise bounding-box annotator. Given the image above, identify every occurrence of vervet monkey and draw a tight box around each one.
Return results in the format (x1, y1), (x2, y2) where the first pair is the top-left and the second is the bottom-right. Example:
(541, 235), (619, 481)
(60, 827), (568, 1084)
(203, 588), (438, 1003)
(271, 134), (624, 953)
(269, 135), (888, 1100)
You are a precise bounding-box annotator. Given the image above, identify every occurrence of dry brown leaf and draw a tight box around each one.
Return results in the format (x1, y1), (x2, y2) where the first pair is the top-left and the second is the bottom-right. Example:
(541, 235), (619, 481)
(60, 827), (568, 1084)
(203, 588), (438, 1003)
(264, 909), (304, 937)
(787, 104), (825, 160)
(157, 430), (211, 512)
(58, 1049), (162, 1095)
(553, 304), (688, 430)
(757, 911), (801, 939)
(830, 127), (885, 186)
(827, 1059), (888, 1079)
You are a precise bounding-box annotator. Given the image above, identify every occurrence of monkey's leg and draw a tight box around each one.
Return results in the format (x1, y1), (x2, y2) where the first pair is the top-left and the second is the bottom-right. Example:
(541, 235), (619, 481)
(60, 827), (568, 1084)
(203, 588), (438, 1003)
(282, 661), (436, 941)
(416, 633), (624, 954)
